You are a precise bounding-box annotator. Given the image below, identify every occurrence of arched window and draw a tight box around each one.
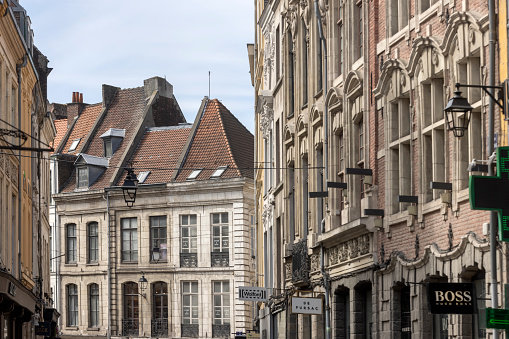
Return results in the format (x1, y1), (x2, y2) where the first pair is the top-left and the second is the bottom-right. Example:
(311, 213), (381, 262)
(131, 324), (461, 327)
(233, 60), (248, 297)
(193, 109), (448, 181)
(123, 282), (139, 337)
(152, 282), (168, 337)
(67, 284), (78, 326)
(89, 283), (99, 327)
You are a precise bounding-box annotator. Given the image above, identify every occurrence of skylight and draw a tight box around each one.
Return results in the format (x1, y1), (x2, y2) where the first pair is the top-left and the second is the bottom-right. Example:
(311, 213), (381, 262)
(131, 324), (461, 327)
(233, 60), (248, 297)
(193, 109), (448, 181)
(211, 166), (228, 178)
(68, 138), (81, 152)
(187, 169), (202, 180)
(137, 171), (151, 183)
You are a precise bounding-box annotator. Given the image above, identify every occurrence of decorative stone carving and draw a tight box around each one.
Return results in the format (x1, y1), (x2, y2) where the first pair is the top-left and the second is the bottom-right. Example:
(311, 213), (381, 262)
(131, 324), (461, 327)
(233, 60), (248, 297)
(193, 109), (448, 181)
(10, 161), (18, 186)
(285, 262), (292, 281)
(328, 234), (370, 266)
(0, 153), (3, 170)
(260, 103), (274, 140)
(263, 20), (275, 84)
(262, 194), (274, 228)
(358, 234), (370, 255)
(432, 49), (439, 66)
(468, 25), (476, 44)
(310, 253), (320, 273)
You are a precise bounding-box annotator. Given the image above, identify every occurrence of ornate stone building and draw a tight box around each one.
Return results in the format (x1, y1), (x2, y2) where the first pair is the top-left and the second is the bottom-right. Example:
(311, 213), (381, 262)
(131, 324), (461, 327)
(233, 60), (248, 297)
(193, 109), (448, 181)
(254, 0), (502, 338)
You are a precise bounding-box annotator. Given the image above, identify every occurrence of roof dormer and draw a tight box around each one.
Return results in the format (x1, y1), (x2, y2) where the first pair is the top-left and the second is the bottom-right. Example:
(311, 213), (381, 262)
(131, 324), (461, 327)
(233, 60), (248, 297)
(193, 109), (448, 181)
(100, 128), (125, 158)
(74, 154), (108, 190)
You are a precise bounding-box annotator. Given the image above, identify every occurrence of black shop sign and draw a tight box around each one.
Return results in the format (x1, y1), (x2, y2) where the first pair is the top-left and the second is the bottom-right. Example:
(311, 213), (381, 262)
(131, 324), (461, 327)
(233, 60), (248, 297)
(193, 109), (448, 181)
(427, 283), (477, 314)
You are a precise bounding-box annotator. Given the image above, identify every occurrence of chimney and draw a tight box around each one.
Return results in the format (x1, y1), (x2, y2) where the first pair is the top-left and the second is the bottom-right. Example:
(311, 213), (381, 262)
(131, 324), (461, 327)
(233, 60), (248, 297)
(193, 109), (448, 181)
(67, 92), (85, 128)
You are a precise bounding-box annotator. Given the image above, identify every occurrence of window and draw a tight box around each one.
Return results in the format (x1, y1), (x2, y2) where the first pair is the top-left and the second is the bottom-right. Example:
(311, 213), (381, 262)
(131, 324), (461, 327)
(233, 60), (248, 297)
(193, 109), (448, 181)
(104, 138), (113, 157)
(276, 26), (280, 80)
(89, 283), (99, 328)
(182, 282), (199, 324)
(69, 139), (80, 152)
(356, 0), (363, 59)
(355, 287), (372, 338)
(211, 166), (227, 179)
(433, 314), (448, 339)
(152, 282), (169, 337)
(88, 222), (98, 263)
(123, 282), (139, 336)
(301, 156), (308, 237)
(121, 218), (138, 262)
(67, 284), (78, 326)
(472, 272), (486, 338)
(400, 285), (411, 338)
(288, 164), (295, 242)
(181, 214), (198, 267)
(421, 78), (445, 202)
(213, 281), (230, 324)
(302, 18), (308, 106)
(66, 224), (77, 263)
(137, 171), (150, 183)
(150, 216), (167, 261)
(389, 0), (408, 36)
(77, 167), (88, 188)
(334, 288), (350, 339)
(316, 147), (324, 231)
(421, 0), (438, 13)
(211, 213), (228, 252)
(187, 169), (202, 180)
(288, 31), (295, 116)
(338, 132), (345, 212)
(337, 2), (344, 76)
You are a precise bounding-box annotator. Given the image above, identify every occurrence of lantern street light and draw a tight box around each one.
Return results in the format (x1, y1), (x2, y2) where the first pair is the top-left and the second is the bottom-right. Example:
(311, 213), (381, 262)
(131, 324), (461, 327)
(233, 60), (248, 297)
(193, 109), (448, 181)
(122, 167), (139, 207)
(152, 247), (160, 263)
(138, 272), (148, 298)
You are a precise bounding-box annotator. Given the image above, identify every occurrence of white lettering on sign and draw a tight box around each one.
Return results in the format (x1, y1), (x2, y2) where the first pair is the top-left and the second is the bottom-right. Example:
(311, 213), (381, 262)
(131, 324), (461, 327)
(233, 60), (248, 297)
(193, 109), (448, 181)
(291, 297), (323, 315)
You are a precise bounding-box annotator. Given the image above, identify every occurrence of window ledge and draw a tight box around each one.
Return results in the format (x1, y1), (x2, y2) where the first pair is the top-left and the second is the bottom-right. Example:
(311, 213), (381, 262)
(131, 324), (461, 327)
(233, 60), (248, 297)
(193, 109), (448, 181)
(418, 2), (441, 25)
(65, 327), (79, 331)
(422, 198), (443, 215)
(64, 263), (78, 267)
(87, 327), (100, 331)
(120, 261), (139, 265)
(388, 26), (408, 47)
(150, 260), (168, 264)
(86, 262), (99, 266)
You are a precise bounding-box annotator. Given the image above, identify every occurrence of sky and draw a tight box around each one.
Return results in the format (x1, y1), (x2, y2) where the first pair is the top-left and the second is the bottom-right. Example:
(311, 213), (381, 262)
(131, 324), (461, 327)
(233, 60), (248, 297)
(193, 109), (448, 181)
(23, 0), (255, 132)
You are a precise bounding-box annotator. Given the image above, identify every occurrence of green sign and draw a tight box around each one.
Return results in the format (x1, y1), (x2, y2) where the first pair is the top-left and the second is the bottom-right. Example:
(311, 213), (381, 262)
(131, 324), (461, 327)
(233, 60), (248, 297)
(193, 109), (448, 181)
(486, 308), (509, 330)
(469, 147), (509, 241)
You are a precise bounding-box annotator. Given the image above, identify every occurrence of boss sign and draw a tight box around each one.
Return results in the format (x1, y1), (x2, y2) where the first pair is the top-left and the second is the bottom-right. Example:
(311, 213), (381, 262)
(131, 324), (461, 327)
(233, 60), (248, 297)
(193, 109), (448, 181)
(427, 283), (477, 314)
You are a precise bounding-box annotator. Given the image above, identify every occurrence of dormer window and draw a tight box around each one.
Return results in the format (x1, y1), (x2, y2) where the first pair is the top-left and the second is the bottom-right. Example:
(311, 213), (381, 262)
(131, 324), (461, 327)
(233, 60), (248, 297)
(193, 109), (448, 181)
(69, 138), (80, 152)
(100, 128), (125, 158)
(187, 169), (202, 180)
(77, 167), (89, 188)
(211, 166), (227, 178)
(137, 171), (150, 183)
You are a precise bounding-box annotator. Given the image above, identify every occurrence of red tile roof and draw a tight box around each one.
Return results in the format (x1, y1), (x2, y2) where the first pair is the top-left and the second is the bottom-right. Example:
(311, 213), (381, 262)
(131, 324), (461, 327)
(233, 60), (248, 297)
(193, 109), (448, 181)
(52, 119), (68, 154)
(174, 99), (254, 182)
(128, 126), (192, 184)
(60, 104), (102, 154)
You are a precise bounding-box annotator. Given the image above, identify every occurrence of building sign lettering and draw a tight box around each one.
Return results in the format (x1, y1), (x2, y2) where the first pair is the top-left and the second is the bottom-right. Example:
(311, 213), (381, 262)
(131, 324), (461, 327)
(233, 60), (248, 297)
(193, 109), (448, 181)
(291, 297), (323, 315)
(427, 283), (476, 314)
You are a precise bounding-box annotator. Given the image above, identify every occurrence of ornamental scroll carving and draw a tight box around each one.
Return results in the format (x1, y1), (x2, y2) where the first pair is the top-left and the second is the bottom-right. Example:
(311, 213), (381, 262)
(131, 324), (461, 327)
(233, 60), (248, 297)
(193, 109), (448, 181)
(328, 234), (370, 266)
(310, 253), (320, 273)
(262, 194), (274, 228)
(262, 20), (275, 84)
(285, 262), (292, 281)
(260, 103), (274, 140)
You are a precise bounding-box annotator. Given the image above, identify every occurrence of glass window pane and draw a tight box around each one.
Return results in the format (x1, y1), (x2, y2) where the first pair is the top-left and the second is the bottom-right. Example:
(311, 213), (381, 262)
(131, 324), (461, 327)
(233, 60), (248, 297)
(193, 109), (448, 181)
(190, 214), (197, 225)
(213, 214), (220, 224)
(221, 213), (228, 223)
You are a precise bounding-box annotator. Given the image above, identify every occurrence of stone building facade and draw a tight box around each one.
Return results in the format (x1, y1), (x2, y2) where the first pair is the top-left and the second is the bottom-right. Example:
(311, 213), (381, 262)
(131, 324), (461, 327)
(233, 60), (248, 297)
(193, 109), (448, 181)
(51, 80), (255, 338)
(254, 0), (502, 338)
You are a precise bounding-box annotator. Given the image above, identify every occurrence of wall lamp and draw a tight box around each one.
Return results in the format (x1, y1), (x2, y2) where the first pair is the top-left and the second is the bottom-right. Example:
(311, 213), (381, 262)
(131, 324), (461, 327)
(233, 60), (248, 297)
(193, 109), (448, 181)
(138, 272), (148, 298)
(152, 247), (160, 263)
(122, 167), (139, 207)
(444, 82), (504, 138)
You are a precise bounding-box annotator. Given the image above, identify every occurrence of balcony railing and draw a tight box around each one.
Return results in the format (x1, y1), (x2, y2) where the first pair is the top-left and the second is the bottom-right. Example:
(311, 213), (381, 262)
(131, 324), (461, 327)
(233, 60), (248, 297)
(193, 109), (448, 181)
(212, 324), (231, 338)
(211, 252), (229, 267)
(122, 319), (139, 337)
(151, 318), (168, 337)
(291, 239), (310, 285)
(181, 323), (199, 337)
(180, 253), (198, 267)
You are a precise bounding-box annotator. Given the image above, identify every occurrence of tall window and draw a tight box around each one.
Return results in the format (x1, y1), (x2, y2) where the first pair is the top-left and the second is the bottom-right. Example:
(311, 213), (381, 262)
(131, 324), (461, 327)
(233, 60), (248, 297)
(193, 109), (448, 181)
(123, 282), (139, 336)
(88, 222), (98, 263)
(67, 284), (78, 326)
(400, 285), (411, 338)
(389, 97), (411, 213)
(77, 167), (88, 188)
(421, 78), (445, 202)
(335, 288), (350, 339)
(421, 0), (438, 13)
(316, 147), (324, 231)
(433, 314), (448, 339)
(182, 281), (199, 337)
(153, 282), (168, 319)
(289, 164), (295, 242)
(213, 281), (230, 337)
(150, 216), (167, 261)
(316, 18), (323, 92)
(121, 218), (138, 262)
(288, 32), (295, 116)
(472, 272), (486, 338)
(276, 26), (280, 80)
(276, 120), (281, 184)
(301, 156), (309, 238)
(66, 224), (77, 263)
(104, 138), (113, 157)
(338, 132), (345, 212)
(212, 213), (228, 252)
(389, 0), (408, 36)
(181, 214), (198, 267)
(89, 283), (99, 328)
(337, 2), (344, 76)
(302, 19), (308, 106)
(356, 0), (363, 59)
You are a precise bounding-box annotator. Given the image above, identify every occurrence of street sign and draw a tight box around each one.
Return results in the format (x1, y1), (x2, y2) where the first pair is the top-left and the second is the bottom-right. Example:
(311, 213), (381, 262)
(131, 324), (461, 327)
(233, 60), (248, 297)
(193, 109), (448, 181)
(486, 308), (509, 330)
(238, 287), (268, 302)
(427, 283), (476, 314)
(469, 146), (509, 241)
(291, 297), (323, 315)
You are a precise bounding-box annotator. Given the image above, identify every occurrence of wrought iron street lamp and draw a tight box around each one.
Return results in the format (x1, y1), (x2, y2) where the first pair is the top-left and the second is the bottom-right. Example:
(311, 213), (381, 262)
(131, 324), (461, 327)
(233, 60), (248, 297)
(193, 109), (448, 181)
(122, 168), (139, 207)
(152, 247), (160, 263)
(138, 272), (148, 298)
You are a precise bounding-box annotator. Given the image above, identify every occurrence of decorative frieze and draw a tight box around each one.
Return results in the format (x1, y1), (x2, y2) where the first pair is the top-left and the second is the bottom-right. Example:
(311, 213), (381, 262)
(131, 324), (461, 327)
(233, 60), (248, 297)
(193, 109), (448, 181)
(328, 234), (370, 266)
(285, 262), (292, 281)
(310, 253), (320, 273)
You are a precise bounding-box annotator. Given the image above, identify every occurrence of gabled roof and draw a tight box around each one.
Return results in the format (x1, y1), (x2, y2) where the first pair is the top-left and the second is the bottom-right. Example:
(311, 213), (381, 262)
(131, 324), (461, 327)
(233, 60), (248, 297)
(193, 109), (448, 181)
(51, 119), (68, 155)
(100, 128), (125, 138)
(174, 99), (254, 182)
(125, 125), (192, 185)
(60, 104), (102, 153)
(74, 153), (108, 167)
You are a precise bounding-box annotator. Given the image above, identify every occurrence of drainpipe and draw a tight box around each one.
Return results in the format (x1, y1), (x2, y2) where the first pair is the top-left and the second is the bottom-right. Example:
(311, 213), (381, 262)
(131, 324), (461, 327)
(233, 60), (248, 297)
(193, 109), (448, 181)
(106, 191), (111, 339)
(16, 54), (27, 281)
(315, 2), (330, 339)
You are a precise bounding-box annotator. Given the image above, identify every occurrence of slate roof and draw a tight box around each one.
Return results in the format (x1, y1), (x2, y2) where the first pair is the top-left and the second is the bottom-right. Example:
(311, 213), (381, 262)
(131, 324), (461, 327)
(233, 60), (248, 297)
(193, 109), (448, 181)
(51, 119), (68, 155)
(60, 104), (102, 154)
(174, 99), (254, 182)
(127, 125), (192, 184)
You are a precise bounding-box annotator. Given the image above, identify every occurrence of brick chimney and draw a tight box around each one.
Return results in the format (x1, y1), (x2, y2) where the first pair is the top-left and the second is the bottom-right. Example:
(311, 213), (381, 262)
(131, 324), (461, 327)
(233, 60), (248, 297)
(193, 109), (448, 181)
(67, 92), (85, 128)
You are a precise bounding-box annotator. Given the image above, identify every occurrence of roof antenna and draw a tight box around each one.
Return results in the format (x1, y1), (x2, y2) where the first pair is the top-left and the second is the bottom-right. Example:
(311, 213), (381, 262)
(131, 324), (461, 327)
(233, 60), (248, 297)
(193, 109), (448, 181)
(208, 71), (211, 98)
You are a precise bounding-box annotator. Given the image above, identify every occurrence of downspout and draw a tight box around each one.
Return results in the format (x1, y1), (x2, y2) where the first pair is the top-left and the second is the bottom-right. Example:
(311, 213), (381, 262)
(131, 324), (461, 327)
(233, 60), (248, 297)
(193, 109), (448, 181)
(106, 191), (111, 339)
(507, 0), (509, 144)
(315, 2), (330, 339)
(488, 0), (499, 338)
(17, 54), (27, 280)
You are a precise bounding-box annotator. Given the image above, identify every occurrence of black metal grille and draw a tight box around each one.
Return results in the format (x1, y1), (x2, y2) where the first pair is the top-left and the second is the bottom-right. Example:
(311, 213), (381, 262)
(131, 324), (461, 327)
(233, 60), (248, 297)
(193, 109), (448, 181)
(401, 286), (411, 339)
(151, 318), (168, 337)
(181, 323), (199, 337)
(291, 239), (310, 284)
(180, 253), (198, 267)
(211, 252), (229, 267)
(212, 324), (230, 338)
(122, 319), (139, 337)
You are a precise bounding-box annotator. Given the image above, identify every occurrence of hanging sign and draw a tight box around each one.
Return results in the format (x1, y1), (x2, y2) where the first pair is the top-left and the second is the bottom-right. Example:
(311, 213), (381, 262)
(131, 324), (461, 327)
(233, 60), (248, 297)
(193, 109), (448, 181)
(427, 283), (476, 314)
(238, 287), (268, 302)
(291, 297), (323, 315)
